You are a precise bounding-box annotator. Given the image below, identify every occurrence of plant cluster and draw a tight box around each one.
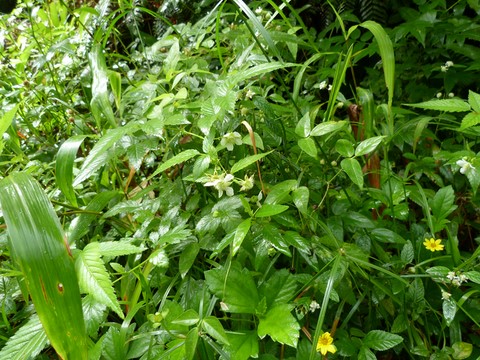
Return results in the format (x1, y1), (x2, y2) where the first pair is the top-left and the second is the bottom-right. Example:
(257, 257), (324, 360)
(0, 0), (480, 359)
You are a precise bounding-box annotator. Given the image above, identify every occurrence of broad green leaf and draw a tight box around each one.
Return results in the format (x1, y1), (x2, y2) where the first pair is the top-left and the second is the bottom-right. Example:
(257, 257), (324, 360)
(232, 218), (251, 256)
(260, 269), (298, 308)
(227, 331), (259, 360)
(460, 112), (480, 130)
(75, 242), (124, 318)
(464, 271), (480, 284)
(298, 137), (317, 158)
(185, 328), (199, 360)
(426, 266), (451, 282)
(202, 316), (230, 345)
(0, 105), (18, 138)
(0, 314), (48, 360)
(401, 241), (414, 264)
(0, 173), (87, 360)
(335, 139), (354, 157)
(172, 309), (200, 326)
(468, 90), (480, 113)
(311, 120), (347, 137)
(442, 297), (457, 326)
(102, 327), (126, 360)
(355, 136), (385, 157)
(204, 262), (259, 313)
(405, 99), (471, 112)
(341, 158), (364, 188)
(257, 304), (300, 348)
(150, 149), (200, 179)
(371, 228), (406, 244)
(90, 44), (116, 128)
(452, 341), (473, 359)
(264, 180), (297, 205)
(358, 346), (377, 360)
(98, 241), (145, 257)
(230, 62), (294, 85)
(179, 242), (200, 278)
(56, 135), (88, 207)
(363, 330), (403, 350)
(292, 186), (309, 215)
(255, 204), (289, 218)
(295, 112), (311, 137)
(73, 123), (138, 186)
(430, 185), (457, 221)
(231, 151), (273, 174)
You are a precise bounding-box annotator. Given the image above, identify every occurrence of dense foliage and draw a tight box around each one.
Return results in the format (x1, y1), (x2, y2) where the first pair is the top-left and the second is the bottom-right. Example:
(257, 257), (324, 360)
(1, 0), (480, 359)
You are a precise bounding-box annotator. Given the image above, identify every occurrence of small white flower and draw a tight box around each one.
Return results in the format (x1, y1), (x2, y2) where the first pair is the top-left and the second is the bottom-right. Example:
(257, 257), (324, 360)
(441, 289), (452, 300)
(445, 61), (454, 67)
(456, 158), (475, 175)
(318, 80), (328, 90)
(220, 132), (243, 151)
(436, 92), (443, 98)
(309, 300), (320, 312)
(255, 7), (262, 14)
(327, 84), (333, 91)
(447, 271), (456, 281)
(448, 92), (454, 98)
(204, 173), (235, 197)
(441, 65), (448, 72)
(245, 89), (255, 99)
(238, 174), (254, 191)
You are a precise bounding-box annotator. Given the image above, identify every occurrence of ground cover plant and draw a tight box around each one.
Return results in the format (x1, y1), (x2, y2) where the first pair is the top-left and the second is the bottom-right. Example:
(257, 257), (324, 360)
(0, 0), (480, 359)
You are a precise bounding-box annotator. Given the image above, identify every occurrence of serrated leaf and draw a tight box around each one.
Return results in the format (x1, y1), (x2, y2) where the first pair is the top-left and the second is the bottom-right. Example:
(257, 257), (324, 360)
(405, 99), (471, 112)
(261, 269), (298, 308)
(150, 149), (200, 179)
(298, 137), (317, 158)
(179, 242), (200, 278)
(460, 112), (480, 130)
(443, 297), (457, 326)
(0, 314), (48, 360)
(469, 90), (480, 113)
(426, 266), (450, 282)
(204, 262), (259, 314)
(231, 151), (273, 174)
(464, 271), (480, 284)
(255, 204), (289, 218)
(341, 158), (364, 188)
(126, 142), (148, 171)
(363, 330), (403, 350)
(355, 136), (385, 157)
(97, 241), (145, 257)
(75, 242), (124, 318)
(311, 120), (347, 136)
(401, 241), (414, 264)
(232, 218), (251, 256)
(257, 304), (300, 348)
(202, 316), (230, 345)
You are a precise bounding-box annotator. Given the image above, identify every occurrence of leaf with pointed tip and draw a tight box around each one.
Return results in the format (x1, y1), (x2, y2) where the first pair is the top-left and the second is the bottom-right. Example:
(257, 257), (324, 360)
(257, 304), (300, 348)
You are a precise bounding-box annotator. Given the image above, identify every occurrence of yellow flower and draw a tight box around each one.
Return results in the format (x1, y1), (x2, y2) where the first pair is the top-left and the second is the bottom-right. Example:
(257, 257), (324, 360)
(316, 332), (337, 356)
(423, 238), (444, 252)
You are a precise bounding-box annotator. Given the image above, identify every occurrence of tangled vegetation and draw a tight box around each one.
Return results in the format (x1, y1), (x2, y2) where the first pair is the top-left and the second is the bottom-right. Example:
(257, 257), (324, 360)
(1, 0), (480, 359)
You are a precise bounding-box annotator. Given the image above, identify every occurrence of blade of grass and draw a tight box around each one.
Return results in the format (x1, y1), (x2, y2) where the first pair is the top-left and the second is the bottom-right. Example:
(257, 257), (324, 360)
(0, 172), (88, 360)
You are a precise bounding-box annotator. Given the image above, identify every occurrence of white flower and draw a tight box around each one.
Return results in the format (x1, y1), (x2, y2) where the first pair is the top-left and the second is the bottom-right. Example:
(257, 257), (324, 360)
(318, 80), (328, 90)
(309, 300), (320, 312)
(436, 92), (442, 98)
(456, 158), (475, 175)
(255, 7), (262, 14)
(220, 132), (242, 151)
(238, 174), (254, 191)
(327, 84), (333, 91)
(441, 65), (448, 72)
(448, 92), (454, 98)
(445, 61), (454, 67)
(245, 89), (255, 99)
(204, 173), (235, 197)
(447, 271), (456, 281)
(441, 289), (452, 300)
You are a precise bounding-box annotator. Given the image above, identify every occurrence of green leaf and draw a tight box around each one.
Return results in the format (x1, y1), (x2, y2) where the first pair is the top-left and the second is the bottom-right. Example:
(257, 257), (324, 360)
(358, 346), (377, 360)
(468, 90), (480, 113)
(185, 327), (199, 360)
(405, 99), (471, 112)
(0, 314), (48, 360)
(56, 135), (88, 207)
(179, 242), (200, 278)
(460, 112), (480, 130)
(261, 269), (298, 308)
(355, 136), (385, 157)
(310, 120), (347, 137)
(430, 185), (457, 221)
(426, 266), (451, 282)
(257, 304), (300, 348)
(0, 173), (87, 360)
(363, 330), (403, 351)
(401, 241), (414, 264)
(97, 241), (145, 257)
(292, 186), (309, 215)
(464, 271), (480, 284)
(0, 105), (18, 140)
(75, 242), (124, 318)
(298, 137), (317, 158)
(452, 342), (473, 360)
(335, 139), (354, 157)
(341, 158), (364, 188)
(230, 62), (294, 86)
(295, 112), (311, 137)
(204, 262), (259, 314)
(202, 316), (230, 345)
(227, 331), (259, 360)
(172, 309), (200, 326)
(73, 123), (138, 186)
(150, 149), (200, 179)
(371, 228), (406, 244)
(255, 204), (289, 218)
(442, 297), (457, 326)
(232, 218), (251, 256)
(89, 44), (116, 128)
(231, 151), (273, 174)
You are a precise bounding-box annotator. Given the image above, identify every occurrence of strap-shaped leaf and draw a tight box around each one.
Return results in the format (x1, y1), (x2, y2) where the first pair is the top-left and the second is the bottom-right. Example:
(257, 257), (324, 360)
(0, 172), (88, 360)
